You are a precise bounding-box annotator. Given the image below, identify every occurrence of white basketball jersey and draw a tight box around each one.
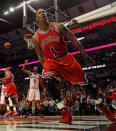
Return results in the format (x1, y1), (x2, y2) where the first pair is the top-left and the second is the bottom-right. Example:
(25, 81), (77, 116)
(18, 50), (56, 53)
(29, 73), (40, 89)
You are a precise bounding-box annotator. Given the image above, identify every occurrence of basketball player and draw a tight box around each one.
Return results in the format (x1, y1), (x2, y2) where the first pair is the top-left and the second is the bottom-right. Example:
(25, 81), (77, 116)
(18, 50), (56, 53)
(0, 68), (18, 117)
(22, 60), (45, 117)
(105, 89), (116, 114)
(32, 8), (115, 123)
(0, 83), (13, 115)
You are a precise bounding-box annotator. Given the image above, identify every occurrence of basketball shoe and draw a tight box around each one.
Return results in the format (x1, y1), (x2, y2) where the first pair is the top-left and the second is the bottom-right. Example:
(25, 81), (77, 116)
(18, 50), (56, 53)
(4, 110), (11, 117)
(59, 109), (72, 124)
(10, 110), (18, 117)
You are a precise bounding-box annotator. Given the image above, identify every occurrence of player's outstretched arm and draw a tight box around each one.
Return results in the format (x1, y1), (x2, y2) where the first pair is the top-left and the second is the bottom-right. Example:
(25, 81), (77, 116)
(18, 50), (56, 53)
(22, 60), (32, 76)
(57, 23), (95, 66)
(32, 34), (44, 67)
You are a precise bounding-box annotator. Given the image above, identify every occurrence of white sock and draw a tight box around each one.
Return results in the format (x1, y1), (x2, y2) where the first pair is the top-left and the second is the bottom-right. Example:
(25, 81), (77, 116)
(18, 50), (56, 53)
(13, 106), (16, 111)
(7, 105), (10, 110)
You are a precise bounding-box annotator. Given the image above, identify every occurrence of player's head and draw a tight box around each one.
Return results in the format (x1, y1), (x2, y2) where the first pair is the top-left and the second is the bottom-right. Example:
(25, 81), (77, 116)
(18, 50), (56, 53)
(33, 67), (38, 72)
(36, 8), (48, 24)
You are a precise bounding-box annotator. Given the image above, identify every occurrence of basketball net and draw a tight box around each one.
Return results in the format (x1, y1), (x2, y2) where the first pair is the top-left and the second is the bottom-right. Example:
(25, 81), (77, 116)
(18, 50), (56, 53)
(24, 34), (34, 49)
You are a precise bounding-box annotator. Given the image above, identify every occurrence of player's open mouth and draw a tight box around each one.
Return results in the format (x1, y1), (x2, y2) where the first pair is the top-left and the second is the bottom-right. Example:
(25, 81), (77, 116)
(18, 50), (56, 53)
(42, 15), (46, 19)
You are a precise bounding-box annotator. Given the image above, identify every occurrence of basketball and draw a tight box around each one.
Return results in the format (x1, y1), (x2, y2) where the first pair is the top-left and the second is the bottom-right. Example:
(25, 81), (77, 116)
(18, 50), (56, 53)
(4, 42), (11, 49)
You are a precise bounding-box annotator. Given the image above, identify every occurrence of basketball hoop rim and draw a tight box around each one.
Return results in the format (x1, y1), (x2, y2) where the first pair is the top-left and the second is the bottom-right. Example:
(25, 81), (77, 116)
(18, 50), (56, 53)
(24, 34), (33, 40)
(24, 33), (34, 49)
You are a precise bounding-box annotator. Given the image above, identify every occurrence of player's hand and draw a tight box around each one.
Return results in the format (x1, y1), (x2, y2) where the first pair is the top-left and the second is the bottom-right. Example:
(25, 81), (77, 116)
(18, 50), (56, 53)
(43, 88), (47, 95)
(24, 60), (28, 64)
(83, 54), (95, 66)
(43, 88), (47, 93)
(0, 79), (4, 83)
(0, 85), (2, 89)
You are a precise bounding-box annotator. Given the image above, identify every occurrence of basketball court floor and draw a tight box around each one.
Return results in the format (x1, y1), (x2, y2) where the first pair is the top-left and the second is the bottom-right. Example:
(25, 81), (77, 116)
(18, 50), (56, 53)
(0, 116), (115, 131)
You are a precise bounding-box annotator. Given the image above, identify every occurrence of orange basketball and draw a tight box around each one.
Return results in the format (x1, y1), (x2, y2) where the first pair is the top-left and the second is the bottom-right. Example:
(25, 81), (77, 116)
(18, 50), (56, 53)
(4, 42), (11, 49)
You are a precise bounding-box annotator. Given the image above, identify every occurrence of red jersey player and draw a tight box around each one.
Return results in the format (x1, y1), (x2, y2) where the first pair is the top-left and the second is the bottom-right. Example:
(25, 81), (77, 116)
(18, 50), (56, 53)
(0, 68), (18, 117)
(0, 82), (13, 115)
(105, 89), (116, 114)
(32, 8), (115, 123)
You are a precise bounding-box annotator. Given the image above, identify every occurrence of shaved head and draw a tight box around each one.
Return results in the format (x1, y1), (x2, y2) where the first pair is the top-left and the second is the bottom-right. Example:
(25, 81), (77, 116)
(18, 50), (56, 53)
(36, 8), (46, 16)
